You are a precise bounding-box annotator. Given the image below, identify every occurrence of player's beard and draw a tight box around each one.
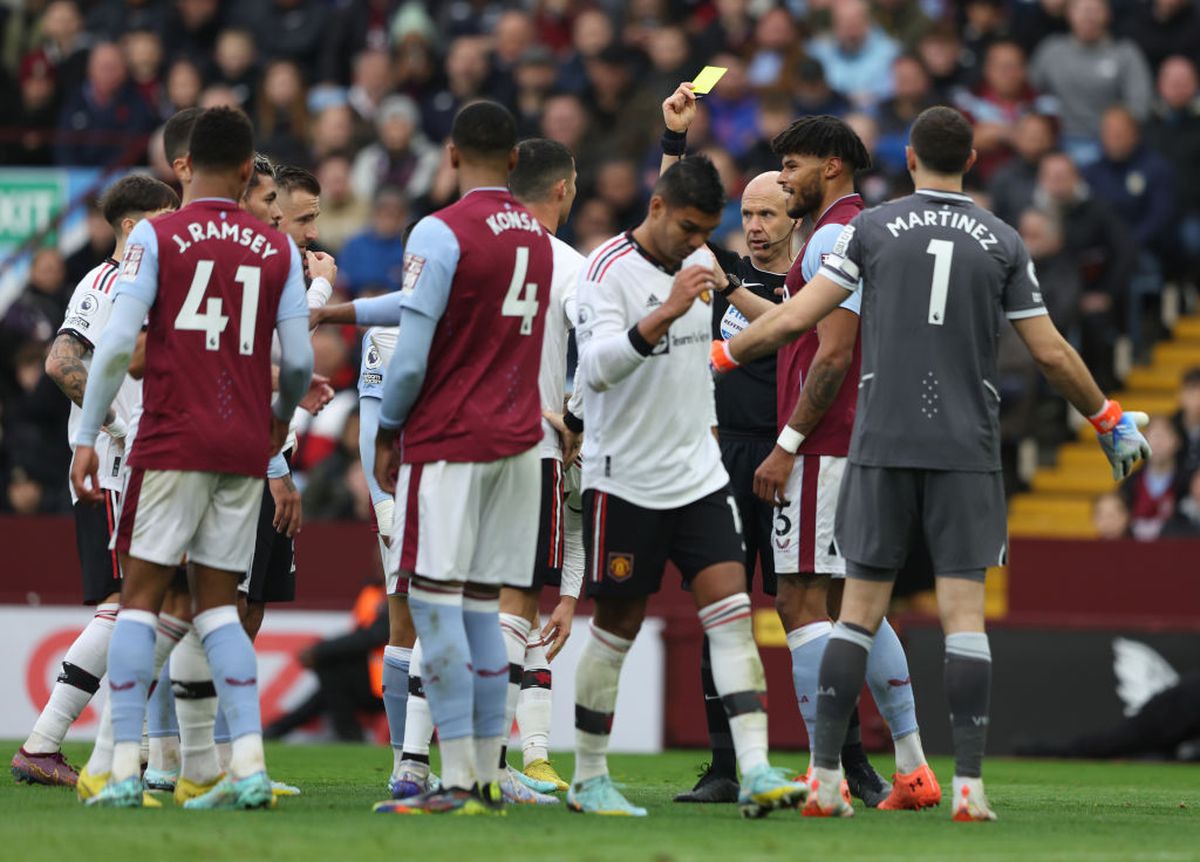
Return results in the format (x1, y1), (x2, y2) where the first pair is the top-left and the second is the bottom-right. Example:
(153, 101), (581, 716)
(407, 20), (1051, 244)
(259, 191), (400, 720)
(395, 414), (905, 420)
(785, 174), (823, 220)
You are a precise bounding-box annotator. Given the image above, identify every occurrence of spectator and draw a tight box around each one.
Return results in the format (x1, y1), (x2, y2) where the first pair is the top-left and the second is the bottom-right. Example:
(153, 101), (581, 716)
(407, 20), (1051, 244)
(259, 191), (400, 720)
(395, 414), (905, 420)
(162, 0), (224, 69)
(1143, 57), (1200, 275)
(571, 197), (617, 255)
(22, 0), (90, 112)
(959, 0), (1012, 81)
(13, 248), (69, 338)
(489, 9), (534, 105)
(746, 7), (799, 90)
(742, 91), (797, 176)
(956, 40), (1050, 182)
(703, 54), (759, 161)
(87, 0), (167, 42)
(211, 28), (258, 109)
(1033, 151), (1136, 389)
(843, 112), (898, 205)
(350, 94), (438, 206)
(345, 48), (392, 141)
(198, 83), (239, 109)
(513, 45), (559, 139)
(787, 56), (852, 119)
(989, 113), (1057, 226)
(1019, 208), (1082, 329)
(320, 0), (405, 86)
(254, 59), (310, 168)
(693, 0), (754, 60)
(121, 29), (163, 118)
(1029, 0), (1154, 164)
(65, 199), (114, 286)
(244, 0), (328, 70)
(1012, 0), (1070, 58)
(915, 23), (967, 97)
(1171, 367), (1200, 480)
(1127, 0), (1200, 73)
(310, 103), (356, 164)
(556, 7), (615, 96)
(873, 0), (933, 51)
(2, 466), (47, 516)
(163, 57), (203, 113)
(1160, 470), (1200, 538)
(314, 153), (369, 255)
(55, 41), (156, 166)
(1119, 415), (1183, 541)
(3, 54), (59, 165)
(0, 340), (70, 513)
(1092, 491), (1132, 540)
(591, 159), (644, 233)
(807, 0), (900, 109)
(263, 578), (387, 742)
(422, 36), (491, 143)
(640, 25), (692, 103)
(390, 22), (439, 100)
(338, 187), (407, 298)
(875, 55), (937, 174)
(583, 45), (660, 162)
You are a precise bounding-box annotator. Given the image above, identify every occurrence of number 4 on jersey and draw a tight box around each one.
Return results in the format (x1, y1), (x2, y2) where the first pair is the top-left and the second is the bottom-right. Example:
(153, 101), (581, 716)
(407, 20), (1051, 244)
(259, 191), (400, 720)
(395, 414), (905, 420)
(502, 246), (540, 335)
(175, 260), (261, 353)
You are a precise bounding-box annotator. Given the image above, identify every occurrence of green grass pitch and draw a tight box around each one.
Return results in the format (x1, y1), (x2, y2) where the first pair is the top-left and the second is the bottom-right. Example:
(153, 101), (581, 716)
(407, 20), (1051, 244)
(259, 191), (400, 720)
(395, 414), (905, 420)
(4, 743), (1198, 862)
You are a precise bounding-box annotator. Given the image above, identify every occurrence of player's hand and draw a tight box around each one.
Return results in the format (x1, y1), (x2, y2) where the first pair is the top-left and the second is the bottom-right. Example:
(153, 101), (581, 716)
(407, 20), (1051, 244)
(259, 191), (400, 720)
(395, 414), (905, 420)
(374, 427), (400, 495)
(662, 82), (697, 133)
(541, 595), (577, 661)
(664, 265), (718, 319)
(70, 445), (103, 504)
(300, 373), (335, 415)
(269, 473), (303, 538)
(543, 409), (582, 466)
(754, 445), (794, 506)
(1096, 408), (1151, 480)
(269, 415), (290, 454)
(306, 250), (337, 285)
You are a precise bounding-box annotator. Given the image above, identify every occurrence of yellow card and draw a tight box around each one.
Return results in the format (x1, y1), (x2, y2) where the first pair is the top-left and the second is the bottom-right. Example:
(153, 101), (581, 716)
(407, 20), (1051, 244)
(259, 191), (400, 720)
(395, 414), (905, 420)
(691, 65), (727, 95)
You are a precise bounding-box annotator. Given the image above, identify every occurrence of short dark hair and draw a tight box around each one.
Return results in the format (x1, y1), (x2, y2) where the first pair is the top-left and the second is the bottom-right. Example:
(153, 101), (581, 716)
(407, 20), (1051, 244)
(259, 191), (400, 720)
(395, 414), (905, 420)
(771, 115), (872, 172)
(100, 174), (179, 228)
(188, 107), (255, 172)
(653, 155), (726, 215)
(1183, 366), (1200, 388)
(274, 165), (321, 196)
(247, 152), (276, 190)
(910, 106), (974, 175)
(451, 100), (517, 160)
(509, 138), (575, 203)
(162, 106), (203, 162)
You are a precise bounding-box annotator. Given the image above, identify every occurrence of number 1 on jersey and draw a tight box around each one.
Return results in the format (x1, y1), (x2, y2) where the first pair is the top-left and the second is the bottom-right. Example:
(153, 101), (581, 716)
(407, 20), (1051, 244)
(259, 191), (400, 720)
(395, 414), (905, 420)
(925, 238), (954, 326)
(174, 260), (261, 353)
(502, 246), (539, 335)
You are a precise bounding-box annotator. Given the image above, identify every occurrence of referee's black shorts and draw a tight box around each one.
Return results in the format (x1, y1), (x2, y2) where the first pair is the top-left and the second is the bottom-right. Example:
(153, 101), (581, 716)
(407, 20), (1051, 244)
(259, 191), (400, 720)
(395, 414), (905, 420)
(719, 431), (778, 596)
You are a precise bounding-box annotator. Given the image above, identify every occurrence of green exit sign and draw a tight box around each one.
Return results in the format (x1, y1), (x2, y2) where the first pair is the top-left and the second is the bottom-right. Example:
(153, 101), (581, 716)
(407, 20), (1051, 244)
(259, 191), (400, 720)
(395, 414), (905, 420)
(0, 173), (64, 246)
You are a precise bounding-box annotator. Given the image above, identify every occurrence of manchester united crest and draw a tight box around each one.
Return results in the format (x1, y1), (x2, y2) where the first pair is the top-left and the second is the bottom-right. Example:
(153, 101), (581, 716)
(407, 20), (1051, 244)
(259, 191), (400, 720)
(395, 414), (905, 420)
(607, 553), (634, 582)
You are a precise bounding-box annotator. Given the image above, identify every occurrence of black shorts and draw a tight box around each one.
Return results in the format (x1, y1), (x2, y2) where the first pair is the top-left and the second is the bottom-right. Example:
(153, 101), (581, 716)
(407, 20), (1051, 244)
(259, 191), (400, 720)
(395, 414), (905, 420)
(583, 486), (745, 599)
(241, 479), (296, 604)
(719, 433), (777, 596)
(507, 458), (565, 591)
(74, 492), (122, 605)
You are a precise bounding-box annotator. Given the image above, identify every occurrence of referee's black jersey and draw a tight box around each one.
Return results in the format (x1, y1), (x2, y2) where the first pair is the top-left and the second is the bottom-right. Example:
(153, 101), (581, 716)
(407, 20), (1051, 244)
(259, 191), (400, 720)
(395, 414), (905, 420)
(710, 244), (787, 437)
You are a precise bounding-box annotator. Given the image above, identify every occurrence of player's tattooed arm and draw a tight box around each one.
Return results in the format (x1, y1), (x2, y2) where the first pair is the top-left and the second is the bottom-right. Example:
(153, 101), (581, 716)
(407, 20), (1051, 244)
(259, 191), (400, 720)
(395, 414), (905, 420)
(45, 333), (90, 407)
(789, 308), (857, 434)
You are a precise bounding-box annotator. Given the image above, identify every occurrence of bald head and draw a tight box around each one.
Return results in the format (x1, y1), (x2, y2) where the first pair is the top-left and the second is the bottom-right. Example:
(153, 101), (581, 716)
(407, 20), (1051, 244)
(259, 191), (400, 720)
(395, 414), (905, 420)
(741, 170), (794, 270)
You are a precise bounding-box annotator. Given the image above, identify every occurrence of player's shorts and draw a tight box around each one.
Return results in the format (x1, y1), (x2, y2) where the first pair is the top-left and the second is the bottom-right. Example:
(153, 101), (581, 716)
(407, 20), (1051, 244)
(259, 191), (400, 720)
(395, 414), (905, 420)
(772, 453), (847, 578)
(388, 448), (540, 588)
(74, 492), (122, 605)
(583, 485), (745, 599)
(505, 458), (565, 591)
(239, 477), (296, 604)
(116, 468), (261, 572)
(719, 433), (777, 595)
(835, 464), (1007, 577)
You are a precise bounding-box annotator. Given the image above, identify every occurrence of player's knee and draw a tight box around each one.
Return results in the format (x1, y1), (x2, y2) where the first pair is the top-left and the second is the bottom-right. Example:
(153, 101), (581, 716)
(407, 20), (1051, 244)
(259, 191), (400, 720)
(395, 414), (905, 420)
(775, 573), (829, 631)
(593, 599), (645, 641)
(242, 602), (265, 641)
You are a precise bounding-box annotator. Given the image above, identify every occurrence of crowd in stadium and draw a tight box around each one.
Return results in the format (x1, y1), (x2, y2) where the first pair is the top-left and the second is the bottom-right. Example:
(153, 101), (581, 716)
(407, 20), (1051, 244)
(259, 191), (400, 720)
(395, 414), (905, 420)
(1, 0), (1198, 526)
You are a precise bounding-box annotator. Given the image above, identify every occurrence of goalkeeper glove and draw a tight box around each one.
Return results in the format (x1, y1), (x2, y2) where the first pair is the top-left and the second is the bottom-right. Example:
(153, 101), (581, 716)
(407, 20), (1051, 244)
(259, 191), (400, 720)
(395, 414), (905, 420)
(1089, 400), (1151, 480)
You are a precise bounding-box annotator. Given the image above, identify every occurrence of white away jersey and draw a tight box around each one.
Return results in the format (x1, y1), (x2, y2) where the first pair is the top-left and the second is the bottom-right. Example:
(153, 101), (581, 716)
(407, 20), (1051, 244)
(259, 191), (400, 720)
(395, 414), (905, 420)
(538, 233), (585, 460)
(575, 233), (728, 509)
(60, 260), (144, 503)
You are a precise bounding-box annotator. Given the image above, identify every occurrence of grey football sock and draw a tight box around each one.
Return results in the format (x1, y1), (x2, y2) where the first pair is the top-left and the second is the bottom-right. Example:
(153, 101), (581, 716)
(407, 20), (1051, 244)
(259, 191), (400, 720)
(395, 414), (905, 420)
(945, 632), (992, 779)
(812, 622), (874, 771)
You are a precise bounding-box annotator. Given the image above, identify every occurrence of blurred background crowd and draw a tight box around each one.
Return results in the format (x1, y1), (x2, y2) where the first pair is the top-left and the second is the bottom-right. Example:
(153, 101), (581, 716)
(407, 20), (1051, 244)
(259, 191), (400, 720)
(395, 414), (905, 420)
(0, 0), (1197, 539)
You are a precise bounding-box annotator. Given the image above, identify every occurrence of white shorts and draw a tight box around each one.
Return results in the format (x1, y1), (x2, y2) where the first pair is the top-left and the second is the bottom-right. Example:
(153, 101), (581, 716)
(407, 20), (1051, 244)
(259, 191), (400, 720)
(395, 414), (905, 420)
(386, 448), (540, 590)
(116, 468), (262, 572)
(771, 454), (847, 577)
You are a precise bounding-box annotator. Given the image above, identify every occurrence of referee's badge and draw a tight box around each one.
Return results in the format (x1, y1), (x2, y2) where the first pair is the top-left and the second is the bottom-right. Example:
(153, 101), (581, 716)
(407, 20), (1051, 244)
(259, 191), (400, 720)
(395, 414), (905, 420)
(607, 553), (634, 582)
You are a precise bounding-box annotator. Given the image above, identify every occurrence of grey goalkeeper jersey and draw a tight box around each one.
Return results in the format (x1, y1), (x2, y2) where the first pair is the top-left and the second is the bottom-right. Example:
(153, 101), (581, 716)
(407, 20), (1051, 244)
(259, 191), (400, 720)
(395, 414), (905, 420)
(819, 189), (1048, 472)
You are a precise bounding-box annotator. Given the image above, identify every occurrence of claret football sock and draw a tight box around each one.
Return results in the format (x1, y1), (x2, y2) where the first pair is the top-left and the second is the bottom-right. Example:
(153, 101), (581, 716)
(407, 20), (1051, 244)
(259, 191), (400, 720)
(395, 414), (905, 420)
(945, 632), (992, 779)
(700, 594), (769, 775)
(464, 594), (510, 788)
(573, 625), (632, 785)
(24, 603), (116, 754)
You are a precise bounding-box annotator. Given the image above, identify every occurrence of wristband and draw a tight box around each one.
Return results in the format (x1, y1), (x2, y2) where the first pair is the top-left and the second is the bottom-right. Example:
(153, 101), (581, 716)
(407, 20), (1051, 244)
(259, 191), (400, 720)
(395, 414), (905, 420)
(374, 498), (395, 538)
(307, 276), (333, 309)
(563, 409), (584, 434)
(661, 128), (687, 156)
(776, 426), (806, 455)
(1087, 399), (1123, 434)
(709, 339), (740, 373)
(105, 416), (128, 440)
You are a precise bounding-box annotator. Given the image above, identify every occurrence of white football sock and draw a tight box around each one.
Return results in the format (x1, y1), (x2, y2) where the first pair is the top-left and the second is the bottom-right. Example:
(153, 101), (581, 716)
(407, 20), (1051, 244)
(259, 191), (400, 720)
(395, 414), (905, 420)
(894, 730), (928, 775)
(170, 629), (221, 785)
(498, 613), (531, 760)
(230, 732), (265, 780)
(25, 603), (117, 754)
(517, 639), (552, 766)
(216, 741), (232, 772)
(148, 735), (180, 773)
(86, 695), (115, 775)
(700, 594), (769, 775)
(400, 639), (433, 775)
(439, 736), (475, 792)
(573, 625), (632, 785)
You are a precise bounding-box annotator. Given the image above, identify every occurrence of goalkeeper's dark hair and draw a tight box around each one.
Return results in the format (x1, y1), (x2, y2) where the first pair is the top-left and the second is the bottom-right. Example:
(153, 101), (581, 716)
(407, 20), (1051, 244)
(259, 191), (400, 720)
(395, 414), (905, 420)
(510, 138), (575, 203)
(188, 107), (255, 172)
(653, 155), (725, 216)
(274, 164), (321, 196)
(910, 106), (974, 175)
(247, 152), (276, 190)
(451, 100), (517, 160)
(162, 106), (203, 162)
(771, 115), (872, 172)
(100, 175), (179, 229)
